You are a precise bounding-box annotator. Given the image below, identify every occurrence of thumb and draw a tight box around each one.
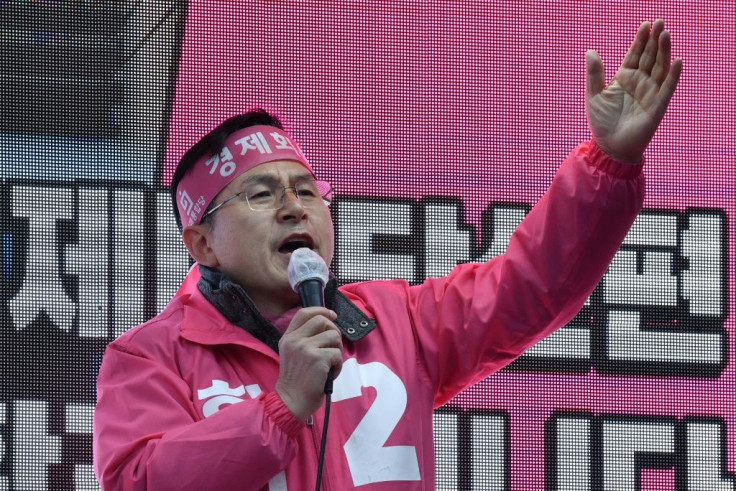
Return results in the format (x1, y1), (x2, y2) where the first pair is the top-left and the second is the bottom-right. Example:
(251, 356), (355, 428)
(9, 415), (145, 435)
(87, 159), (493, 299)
(586, 50), (605, 100)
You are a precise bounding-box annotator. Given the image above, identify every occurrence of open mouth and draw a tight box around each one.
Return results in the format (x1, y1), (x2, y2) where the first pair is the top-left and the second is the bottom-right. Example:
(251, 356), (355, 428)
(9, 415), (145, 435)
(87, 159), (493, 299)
(278, 236), (314, 254)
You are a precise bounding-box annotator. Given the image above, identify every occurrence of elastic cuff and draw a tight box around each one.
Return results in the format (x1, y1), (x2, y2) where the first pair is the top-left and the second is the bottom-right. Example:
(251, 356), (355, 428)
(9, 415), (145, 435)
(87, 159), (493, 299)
(260, 392), (306, 439)
(587, 140), (644, 179)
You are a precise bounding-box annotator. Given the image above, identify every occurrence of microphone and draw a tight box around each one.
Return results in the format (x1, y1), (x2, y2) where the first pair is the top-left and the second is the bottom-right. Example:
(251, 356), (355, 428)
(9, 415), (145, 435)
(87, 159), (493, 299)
(287, 247), (329, 308)
(287, 248), (334, 394)
(287, 248), (333, 491)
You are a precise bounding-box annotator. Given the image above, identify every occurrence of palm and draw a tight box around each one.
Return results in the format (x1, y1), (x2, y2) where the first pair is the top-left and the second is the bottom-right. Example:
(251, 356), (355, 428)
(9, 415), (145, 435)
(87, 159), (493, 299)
(586, 20), (682, 163)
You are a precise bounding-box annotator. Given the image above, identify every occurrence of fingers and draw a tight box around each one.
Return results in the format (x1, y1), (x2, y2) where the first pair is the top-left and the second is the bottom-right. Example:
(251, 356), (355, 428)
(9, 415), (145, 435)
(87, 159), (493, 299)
(276, 307), (344, 420)
(587, 19), (681, 163)
(619, 19), (680, 98)
(586, 50), (606, 99)
(658, 57), (683, 106)
(325, 347), (344, 379)
(637, 19), (664, 74)
(621, 21), (651, 69)
(284, 306), (337, 335)
(310, 327), (343, 349)
(649, 28), (671, 83)
(623, 19), (675, 78)
(281, 306), (343, 368)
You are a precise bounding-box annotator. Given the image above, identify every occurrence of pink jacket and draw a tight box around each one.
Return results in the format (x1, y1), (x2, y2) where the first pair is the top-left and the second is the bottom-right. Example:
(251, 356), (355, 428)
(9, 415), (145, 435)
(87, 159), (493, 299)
(94, 141), (644, 490)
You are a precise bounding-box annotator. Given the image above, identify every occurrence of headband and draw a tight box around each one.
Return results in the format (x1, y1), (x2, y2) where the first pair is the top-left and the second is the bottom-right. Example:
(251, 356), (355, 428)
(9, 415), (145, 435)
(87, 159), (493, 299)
(176, 125), (314, 227)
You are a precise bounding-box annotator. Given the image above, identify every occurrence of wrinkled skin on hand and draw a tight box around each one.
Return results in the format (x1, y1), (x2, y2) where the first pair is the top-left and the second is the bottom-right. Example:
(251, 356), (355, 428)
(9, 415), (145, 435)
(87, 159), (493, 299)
(586, 19), (683, 163)
(275, 307), (343, 421)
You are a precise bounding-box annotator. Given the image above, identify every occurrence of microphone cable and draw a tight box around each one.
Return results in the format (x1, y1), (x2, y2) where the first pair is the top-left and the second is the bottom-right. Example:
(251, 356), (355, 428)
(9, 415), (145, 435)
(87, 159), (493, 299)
(315, 371), (334, 491)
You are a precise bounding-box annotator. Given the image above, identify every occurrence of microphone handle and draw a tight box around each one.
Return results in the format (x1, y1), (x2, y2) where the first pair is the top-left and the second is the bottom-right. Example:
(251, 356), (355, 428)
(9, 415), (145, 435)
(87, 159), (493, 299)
(297, 279), (325, 308)
(296, 279), (332, 393)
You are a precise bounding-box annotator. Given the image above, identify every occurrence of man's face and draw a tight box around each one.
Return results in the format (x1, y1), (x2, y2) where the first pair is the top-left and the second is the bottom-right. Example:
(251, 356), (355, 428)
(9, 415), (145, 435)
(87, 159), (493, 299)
(200, 160), (334, 314)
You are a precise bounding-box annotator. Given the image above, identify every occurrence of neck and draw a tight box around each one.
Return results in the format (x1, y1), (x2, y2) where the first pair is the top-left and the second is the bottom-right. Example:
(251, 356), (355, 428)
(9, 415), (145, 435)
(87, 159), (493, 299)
(249, 290), (301, 318)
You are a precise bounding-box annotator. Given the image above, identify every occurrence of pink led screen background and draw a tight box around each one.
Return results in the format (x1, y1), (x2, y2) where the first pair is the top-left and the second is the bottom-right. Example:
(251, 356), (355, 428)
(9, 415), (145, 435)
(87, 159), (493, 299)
(168, 2), (735, 487)
(0, 0), (734, 489)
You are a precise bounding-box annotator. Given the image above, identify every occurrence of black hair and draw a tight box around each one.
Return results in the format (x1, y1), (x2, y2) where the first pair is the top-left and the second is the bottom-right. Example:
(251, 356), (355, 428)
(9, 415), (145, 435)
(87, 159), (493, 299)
(170, 108), (285, 231)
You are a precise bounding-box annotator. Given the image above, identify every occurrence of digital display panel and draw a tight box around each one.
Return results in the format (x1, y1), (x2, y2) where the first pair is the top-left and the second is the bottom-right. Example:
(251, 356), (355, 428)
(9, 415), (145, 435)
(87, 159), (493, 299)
(0, 1), (733, 489)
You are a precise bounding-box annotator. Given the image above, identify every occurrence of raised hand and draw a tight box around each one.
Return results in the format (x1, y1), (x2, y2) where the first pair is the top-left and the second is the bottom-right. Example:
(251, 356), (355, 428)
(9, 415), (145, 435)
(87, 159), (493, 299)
(586, 19), (683, 163)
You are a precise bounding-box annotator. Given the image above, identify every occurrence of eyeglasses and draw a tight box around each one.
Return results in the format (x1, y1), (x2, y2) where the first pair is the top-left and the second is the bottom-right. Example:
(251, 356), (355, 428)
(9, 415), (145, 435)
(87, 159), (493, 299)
(203, 178), (334, 218)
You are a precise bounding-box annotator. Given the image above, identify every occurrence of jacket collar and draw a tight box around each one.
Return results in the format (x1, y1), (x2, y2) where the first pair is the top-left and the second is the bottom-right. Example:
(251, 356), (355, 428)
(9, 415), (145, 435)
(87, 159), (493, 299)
(196, 265), (375, 352)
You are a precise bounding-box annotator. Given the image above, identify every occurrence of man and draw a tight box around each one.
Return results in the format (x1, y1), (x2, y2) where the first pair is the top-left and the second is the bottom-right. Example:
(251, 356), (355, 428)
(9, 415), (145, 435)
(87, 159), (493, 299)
(94, 20), (682, 489)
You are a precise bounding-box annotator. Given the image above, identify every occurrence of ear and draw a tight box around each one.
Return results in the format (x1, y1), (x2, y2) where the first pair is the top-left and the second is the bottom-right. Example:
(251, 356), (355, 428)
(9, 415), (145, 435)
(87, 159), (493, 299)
(182, 224), (219, 268)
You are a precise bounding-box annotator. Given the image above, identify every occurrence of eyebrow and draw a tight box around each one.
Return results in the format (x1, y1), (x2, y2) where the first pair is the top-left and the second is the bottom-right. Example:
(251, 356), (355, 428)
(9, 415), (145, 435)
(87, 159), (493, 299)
(241, 172), (314, 187)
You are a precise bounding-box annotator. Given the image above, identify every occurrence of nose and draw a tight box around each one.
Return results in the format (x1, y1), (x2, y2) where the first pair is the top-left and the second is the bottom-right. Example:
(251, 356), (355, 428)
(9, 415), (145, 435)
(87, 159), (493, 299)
(282, 186), (300, 202)
(277, 187), (306, 221)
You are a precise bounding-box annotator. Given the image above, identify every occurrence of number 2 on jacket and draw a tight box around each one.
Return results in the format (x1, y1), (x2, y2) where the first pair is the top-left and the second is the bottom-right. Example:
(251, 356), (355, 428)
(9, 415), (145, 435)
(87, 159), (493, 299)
(199, 359), (421, 488)
(332, 358), (421, 486)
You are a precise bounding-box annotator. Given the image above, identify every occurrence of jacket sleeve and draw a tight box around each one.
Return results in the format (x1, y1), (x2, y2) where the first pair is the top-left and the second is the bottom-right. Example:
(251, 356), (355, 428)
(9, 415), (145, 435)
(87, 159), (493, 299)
(93, 340), (304, 490)
(406, 141), (645, 406)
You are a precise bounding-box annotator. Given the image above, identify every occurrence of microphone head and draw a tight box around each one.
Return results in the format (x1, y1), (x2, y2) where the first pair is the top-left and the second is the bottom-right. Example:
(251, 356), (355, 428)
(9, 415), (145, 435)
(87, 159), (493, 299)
(287, 247), (329, 292)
